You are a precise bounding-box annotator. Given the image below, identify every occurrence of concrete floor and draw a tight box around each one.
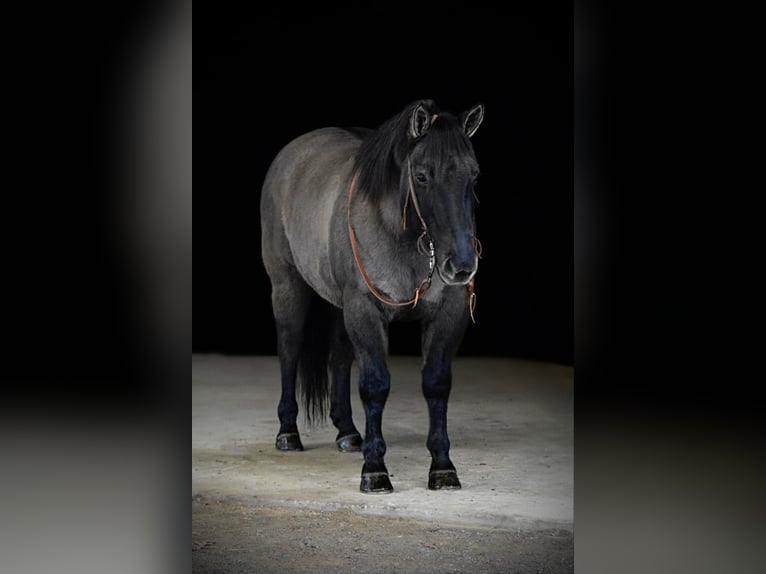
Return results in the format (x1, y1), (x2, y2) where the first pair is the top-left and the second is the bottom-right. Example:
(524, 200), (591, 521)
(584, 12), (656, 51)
(192, 354), (573, 531)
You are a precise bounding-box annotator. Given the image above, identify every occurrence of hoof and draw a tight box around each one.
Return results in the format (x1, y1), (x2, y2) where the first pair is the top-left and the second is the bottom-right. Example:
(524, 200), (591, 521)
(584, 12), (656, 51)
(360, 472), (394, 494)
(336, 433), (362, 452)
(428, 469), (462, 490)
(275, 432), (304, 451)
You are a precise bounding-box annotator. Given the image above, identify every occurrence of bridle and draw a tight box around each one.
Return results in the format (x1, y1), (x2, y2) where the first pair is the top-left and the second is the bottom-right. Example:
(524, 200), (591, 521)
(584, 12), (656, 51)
(347, 158), (435, 308)
(347, 155), (479, 321)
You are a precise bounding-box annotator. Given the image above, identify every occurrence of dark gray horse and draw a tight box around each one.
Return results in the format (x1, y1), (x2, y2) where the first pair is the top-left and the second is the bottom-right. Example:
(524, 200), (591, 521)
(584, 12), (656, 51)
(261, 99), (484, 493)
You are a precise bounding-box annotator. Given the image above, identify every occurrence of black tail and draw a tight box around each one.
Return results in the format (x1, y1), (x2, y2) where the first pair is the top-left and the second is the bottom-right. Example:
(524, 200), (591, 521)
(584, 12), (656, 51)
(297, 294), (335, 425)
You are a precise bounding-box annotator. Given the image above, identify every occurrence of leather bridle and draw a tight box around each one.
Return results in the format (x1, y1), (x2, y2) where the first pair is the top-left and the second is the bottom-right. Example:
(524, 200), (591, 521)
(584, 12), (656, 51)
(347, 157), (479, 321)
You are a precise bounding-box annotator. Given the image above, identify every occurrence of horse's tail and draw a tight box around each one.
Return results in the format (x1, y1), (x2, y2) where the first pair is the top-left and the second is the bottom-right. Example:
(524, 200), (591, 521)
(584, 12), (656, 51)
(297, 294), (335, 425)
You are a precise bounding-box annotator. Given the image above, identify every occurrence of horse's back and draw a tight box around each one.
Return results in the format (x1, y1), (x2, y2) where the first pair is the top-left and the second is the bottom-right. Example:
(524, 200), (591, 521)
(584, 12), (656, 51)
(261, 127), (367, 304)
(261, 126), (367, 213)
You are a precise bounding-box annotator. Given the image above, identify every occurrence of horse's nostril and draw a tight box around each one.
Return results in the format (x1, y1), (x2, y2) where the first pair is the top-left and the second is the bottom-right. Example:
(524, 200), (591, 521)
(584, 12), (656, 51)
(453, 270), (473, 283)
(443, 257), (476, 285)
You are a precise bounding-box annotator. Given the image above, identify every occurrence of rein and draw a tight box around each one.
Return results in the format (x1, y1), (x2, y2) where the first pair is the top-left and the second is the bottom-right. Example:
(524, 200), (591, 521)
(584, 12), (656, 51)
(347, 158), (479, 321)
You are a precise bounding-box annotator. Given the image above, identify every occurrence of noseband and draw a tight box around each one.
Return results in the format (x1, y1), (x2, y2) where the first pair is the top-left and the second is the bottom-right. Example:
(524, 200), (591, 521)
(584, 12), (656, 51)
(347, 156), (479, 321)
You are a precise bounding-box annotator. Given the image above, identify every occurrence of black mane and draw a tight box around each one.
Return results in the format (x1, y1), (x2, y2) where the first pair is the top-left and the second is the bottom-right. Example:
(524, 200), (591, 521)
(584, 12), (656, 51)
(352, 100), (437, 200)
(352, 100), (476, 202)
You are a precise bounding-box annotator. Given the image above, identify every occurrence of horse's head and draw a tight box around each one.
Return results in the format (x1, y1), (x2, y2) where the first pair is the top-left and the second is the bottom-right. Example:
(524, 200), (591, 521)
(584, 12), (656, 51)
(406, 101), (484, 286)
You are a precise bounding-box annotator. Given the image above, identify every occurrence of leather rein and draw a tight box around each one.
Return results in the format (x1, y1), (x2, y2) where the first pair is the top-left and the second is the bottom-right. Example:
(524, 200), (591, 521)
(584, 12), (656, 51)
(347, 157), (478, 321)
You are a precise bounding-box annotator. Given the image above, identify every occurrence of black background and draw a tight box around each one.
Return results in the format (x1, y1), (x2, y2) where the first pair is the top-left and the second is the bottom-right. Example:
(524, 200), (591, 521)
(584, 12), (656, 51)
(195, 5), (573, 364)
(1, 3), (763, 572)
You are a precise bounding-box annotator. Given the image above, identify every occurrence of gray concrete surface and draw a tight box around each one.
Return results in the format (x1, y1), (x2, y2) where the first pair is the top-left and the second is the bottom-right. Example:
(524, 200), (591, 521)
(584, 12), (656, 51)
(192, 354), (573, 531)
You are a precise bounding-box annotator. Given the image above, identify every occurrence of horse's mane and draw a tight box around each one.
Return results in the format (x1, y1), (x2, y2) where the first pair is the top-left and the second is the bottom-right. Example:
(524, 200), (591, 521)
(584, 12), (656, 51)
(352, 100), (475, 202)
(352, 100), (438, 200)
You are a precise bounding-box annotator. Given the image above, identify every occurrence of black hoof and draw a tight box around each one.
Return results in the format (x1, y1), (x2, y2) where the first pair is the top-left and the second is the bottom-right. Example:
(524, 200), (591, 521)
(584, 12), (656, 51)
(336, 433), (362, 452)
(360, 472), (394, 494)
(428, 469), (462, 490)
(275, 432), (304, 451)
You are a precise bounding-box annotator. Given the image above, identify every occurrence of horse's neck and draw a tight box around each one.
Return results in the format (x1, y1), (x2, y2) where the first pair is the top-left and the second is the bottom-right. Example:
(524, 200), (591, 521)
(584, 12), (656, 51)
(356, 182), (428, 276)
(375, 183), (409, 239)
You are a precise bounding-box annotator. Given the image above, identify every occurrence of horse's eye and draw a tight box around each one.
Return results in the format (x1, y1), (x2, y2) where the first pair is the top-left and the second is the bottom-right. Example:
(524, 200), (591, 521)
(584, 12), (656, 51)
(415, 172), (427, 183)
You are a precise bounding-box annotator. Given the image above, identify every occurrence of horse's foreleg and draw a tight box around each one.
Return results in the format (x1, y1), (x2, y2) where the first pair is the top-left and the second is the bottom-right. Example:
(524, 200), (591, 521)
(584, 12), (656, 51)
(358, 359), (392, 493)
(421, 297), (469, 490)
(421, 357), (461, 489)
(343, 296), (393, 493)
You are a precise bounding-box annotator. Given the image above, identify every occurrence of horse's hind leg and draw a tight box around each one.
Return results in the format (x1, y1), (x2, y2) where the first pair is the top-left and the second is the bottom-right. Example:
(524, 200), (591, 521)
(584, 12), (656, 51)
(269, 269), (313, 451)
(329, 313), (362, 452)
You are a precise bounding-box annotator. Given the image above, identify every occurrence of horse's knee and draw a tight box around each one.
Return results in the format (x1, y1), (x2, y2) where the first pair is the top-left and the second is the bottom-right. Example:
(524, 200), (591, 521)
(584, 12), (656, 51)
(359, 367), (390, 404)
(422, 364), (452, 400)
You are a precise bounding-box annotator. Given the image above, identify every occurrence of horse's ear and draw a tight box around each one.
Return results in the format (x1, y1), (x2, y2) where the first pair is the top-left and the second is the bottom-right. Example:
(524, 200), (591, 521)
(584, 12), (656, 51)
(461, 103), (484, 138)
(408, 103), (432, 139)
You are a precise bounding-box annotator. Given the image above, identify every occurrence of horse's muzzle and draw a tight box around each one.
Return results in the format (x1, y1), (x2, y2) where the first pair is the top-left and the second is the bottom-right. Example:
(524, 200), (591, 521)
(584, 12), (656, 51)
(439, 255), (478, 286)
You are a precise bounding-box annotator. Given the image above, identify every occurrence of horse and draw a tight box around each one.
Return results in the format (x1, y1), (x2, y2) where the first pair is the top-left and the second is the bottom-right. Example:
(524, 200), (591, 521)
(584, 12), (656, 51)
(260, 99), (484, 493)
